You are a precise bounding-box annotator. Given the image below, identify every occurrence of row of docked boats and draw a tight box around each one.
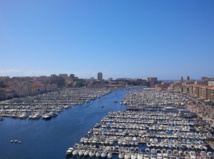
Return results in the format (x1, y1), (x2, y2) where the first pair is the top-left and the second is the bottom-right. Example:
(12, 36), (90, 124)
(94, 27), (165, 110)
(66, 110), (214, 159)
(66, 89), (213, 158)
(66, 144), (112, 158)
(67, 144), (213, 159)
(0, 88), (113, 120)
(123, 89), (190, 108)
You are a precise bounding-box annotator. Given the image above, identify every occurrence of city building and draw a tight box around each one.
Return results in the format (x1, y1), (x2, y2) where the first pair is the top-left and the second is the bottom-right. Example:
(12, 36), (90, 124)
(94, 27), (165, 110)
(69, 74), (75, 79)
(187, 76), (190, 81)
(189, 85), (193, 95)
(155, 82), (171, 91)
(97, 72), (103, 80)
(208, 87), (214, 102)
(192, 85), (199, 97)
(59, 74), (68, 78)
(147, 77), (157, 88)
(208, 81), (214, 86)
(198, 86), (209, 100)
(201, 77), (214, 81)
(188, 84), (214, 102)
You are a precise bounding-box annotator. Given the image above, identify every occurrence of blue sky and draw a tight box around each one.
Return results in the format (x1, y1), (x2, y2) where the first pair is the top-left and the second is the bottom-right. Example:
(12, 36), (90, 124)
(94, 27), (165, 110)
(0, 0), (214, 80)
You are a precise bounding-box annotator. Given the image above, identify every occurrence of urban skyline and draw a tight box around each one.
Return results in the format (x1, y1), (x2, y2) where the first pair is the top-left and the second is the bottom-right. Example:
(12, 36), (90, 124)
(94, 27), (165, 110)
(0, 70), (210, 81)
(0, 0), (214, 79)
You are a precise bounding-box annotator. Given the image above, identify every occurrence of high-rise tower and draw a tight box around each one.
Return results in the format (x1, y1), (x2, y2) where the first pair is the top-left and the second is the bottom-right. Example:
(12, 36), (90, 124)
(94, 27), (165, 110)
(97, 72), (103, 80)
(187, 76), (190, 81)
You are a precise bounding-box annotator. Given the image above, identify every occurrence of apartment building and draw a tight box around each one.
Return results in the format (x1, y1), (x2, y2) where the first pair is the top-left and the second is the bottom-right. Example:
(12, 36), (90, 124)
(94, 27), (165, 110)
(208, 87), (214, 102)
(188, 84), (214, 102)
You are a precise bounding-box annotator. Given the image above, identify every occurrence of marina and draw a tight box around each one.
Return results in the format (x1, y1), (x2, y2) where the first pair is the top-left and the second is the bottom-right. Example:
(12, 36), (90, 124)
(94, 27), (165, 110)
(66, 89), (214, 159)
(0, 87), (213, 159)
(1, 1), (214, 159)
(66, 111), (214, 159)
(122, 89), (190, 110)
(0, 88), (131, 159)
(0, 88), (113, 120)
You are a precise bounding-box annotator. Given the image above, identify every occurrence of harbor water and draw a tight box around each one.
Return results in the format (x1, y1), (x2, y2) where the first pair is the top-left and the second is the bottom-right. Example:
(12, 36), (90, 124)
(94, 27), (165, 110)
(0, 88), (137, 159)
